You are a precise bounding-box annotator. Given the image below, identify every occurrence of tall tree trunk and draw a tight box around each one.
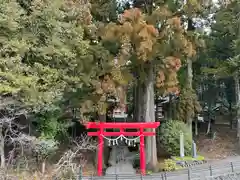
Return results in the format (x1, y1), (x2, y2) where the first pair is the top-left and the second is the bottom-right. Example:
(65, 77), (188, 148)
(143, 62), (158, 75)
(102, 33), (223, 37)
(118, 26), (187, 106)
(187, 58), (193, 135)
(168, 96), (172, 120)
(234, 76), (240, 144)
(133, 64), (157, 169)
(143, 62), (157, 170)
(0, 126), (5, 168)
(133, 83), (138, 122)
(134, 80), (144, 122)
(42, 160), (46, 174)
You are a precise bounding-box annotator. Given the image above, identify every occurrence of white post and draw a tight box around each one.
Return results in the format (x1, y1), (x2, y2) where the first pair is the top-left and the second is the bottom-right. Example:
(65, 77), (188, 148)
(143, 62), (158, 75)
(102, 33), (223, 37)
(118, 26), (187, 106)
(180, 132), (185, 158)
(192, 141), (197, 158)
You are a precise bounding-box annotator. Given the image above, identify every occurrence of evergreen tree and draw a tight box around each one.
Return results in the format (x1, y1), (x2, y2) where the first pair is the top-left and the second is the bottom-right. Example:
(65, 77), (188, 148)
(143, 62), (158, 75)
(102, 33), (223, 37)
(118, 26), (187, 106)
(100, 0), (208, 169)
(0, 0), (99, 138)
(201, 0), (240, 132)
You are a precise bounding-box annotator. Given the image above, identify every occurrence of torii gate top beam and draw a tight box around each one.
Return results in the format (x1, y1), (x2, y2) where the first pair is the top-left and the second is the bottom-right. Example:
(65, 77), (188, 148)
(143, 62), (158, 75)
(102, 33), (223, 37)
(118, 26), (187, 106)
(86, 122), (160, 129)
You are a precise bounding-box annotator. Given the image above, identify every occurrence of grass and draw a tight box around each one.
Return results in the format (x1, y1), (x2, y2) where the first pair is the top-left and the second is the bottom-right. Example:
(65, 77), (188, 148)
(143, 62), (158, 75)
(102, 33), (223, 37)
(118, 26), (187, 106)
(171, 155), (205, 161)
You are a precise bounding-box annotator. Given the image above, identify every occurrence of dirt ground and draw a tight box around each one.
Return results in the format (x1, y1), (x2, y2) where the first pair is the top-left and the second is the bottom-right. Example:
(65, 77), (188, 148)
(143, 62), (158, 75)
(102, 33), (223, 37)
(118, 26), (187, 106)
(196, 124), (239, 160)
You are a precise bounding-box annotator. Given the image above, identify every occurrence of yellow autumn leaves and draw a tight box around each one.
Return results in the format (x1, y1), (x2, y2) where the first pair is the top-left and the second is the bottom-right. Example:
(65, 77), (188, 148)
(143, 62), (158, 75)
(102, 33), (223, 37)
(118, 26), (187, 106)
(156, 56), (181, 95)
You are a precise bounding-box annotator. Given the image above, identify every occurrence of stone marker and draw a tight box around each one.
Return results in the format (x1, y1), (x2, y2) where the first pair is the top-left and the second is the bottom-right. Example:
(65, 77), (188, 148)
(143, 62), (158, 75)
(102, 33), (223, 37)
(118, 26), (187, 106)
(180, 132), (185, 158)
(192, 141), (197, 158)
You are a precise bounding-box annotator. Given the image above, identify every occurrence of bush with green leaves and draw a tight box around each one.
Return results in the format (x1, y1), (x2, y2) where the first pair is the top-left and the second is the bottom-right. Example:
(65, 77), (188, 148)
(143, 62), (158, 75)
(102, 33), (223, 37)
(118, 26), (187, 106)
(35, 105), (72, 141)
(160, 159), (178, 171)
(158, 120), (192, 156)
(33, 137), (59, 162)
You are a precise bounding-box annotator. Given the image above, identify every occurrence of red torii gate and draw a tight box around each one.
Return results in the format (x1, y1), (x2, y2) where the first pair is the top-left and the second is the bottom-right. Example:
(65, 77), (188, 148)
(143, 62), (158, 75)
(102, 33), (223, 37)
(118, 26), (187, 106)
(86, 122), (160, 176)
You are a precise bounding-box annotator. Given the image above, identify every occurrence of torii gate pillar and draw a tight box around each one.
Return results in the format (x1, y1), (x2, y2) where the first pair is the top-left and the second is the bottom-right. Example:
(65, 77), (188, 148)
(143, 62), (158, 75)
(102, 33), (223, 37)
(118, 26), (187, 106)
(86, 122), (160, 176)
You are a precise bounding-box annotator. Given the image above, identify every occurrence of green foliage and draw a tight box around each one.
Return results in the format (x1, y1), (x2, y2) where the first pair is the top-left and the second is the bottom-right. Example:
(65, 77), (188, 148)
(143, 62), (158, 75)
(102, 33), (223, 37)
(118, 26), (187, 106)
(17, 0), (32, 13)
(0, 0), (95, 111)
(158, 120), (192, 156)
(90, 0), (118, 22)
(195, 1), (240, 114)
(172, 156), (205, 161)
(0, 0), (103, 138)
(176, 88), (202, 123)
(159, 159), (180, 172)
(33, 137), (59, 161)
(201, 0), (240, 78)
(35, 106), (69, 140)
(209, 1), (239, 61)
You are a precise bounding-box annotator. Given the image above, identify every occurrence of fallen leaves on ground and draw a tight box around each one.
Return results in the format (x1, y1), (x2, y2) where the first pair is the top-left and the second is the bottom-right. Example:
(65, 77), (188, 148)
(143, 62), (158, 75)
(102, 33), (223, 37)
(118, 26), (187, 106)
(196, 126), (238, 160)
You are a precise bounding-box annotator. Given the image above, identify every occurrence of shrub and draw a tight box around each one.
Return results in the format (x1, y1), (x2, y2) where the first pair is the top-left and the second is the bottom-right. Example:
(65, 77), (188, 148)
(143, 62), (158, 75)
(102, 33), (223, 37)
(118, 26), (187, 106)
(159, 159), (178, 171)
(158, 120), (192, 156)
(33, 138), (59, 161)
